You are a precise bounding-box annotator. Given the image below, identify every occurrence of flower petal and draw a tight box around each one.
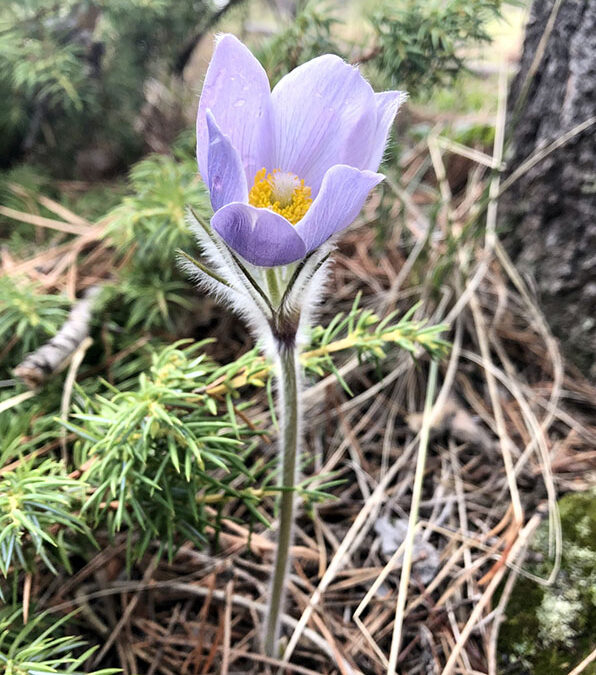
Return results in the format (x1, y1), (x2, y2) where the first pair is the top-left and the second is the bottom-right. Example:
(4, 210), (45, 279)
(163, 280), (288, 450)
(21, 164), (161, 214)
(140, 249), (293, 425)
(197, 34), (273, 184)
(271, 55), (377, 193)
(205, 111), (248, 211)
(295, 165), (384, 253)
(212, 203), (307, 267)
(366, 91), (407, 171)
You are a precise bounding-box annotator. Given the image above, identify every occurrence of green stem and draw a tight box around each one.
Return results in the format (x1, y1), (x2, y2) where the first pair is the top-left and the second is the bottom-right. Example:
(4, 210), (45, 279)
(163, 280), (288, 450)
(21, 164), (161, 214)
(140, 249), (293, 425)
(265, 267), (282, 308)
(264, 340), (300, 656)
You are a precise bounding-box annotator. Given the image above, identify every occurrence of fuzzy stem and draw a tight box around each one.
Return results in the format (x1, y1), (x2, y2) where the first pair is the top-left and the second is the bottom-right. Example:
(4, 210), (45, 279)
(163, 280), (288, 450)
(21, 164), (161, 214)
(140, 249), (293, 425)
(264, 339), (300, 656)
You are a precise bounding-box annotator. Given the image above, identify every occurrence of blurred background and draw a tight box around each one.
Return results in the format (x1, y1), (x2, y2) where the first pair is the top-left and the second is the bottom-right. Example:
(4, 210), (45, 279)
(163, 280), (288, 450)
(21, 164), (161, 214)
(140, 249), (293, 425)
(1, 1), (595, 674)
(1, 0), (524, 176)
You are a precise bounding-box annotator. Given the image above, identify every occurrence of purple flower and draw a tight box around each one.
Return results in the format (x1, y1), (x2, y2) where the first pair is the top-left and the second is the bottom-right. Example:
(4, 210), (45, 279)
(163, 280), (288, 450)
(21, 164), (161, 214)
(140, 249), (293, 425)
(196, 34), (405, 267)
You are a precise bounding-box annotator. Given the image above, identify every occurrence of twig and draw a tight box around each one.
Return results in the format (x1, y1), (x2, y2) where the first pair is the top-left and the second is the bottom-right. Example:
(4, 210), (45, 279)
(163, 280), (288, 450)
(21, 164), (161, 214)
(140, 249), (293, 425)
(49, 579), (344, 671)
(14, 286), (100, 388)
(469, 292), (523, 526)
(221, 576), (234, 675)
(443, 61), (508, 327)
(0, 389), (37, 413)
(460, 346), (561, 583)
(440, 514), (542, 675)
(92, 554), (160, 665)
(0, 206), (88, 235)
(499, 116), (596, 196)
(382, 178), (435, 310)
(567, 647), (596, 675)
(23, 573), (32, 625)
(486, 531), (532, 675)
(510, 0), (565, 125)
(387, 360), (438, 674)
(436, 135), (504, 169)
(146, 605), (181, 675)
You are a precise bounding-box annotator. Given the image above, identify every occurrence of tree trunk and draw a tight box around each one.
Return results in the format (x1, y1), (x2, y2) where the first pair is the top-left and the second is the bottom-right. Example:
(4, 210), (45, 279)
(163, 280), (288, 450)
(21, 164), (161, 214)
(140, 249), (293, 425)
(501, 0), (596, 376)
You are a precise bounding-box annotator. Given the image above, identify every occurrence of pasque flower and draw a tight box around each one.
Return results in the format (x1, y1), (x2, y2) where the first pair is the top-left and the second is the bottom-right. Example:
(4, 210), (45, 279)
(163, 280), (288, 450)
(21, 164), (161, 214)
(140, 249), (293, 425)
(185, 35), (406, 659)
(196, 34), (405, 267)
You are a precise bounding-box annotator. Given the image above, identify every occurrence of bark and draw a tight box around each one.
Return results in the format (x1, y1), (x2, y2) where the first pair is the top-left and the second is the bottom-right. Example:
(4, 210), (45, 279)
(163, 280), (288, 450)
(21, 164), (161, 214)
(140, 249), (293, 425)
(501, 0), (596, 375)
(14, 287), (100, 388)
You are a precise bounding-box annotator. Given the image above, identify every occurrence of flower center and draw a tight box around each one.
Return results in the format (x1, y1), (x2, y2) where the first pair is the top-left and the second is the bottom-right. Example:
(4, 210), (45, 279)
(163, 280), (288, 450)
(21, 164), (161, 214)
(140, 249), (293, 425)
(248, 168), (312, 225)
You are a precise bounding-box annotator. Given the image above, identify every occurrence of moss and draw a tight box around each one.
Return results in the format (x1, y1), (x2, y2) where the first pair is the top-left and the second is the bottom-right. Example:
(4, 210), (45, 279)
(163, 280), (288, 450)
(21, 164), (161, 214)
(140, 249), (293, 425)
(499, 490), (596, 674)
(432, 71), (499, 115)
(449, 122), (496, 149)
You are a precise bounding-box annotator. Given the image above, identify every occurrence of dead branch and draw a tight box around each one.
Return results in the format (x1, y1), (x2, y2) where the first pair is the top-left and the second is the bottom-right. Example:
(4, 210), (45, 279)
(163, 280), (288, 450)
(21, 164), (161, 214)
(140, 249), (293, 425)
(14, 286), (101, 388)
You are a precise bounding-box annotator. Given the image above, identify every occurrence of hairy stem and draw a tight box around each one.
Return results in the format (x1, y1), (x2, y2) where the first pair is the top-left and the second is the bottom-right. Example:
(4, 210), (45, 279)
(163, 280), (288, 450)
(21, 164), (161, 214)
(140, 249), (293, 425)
(264, 340), (300, 656)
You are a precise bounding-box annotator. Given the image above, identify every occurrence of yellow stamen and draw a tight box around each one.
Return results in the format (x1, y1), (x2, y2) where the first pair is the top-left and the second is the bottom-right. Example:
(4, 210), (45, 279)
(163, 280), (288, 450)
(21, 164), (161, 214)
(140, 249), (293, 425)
(248, 168), (312, 225)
